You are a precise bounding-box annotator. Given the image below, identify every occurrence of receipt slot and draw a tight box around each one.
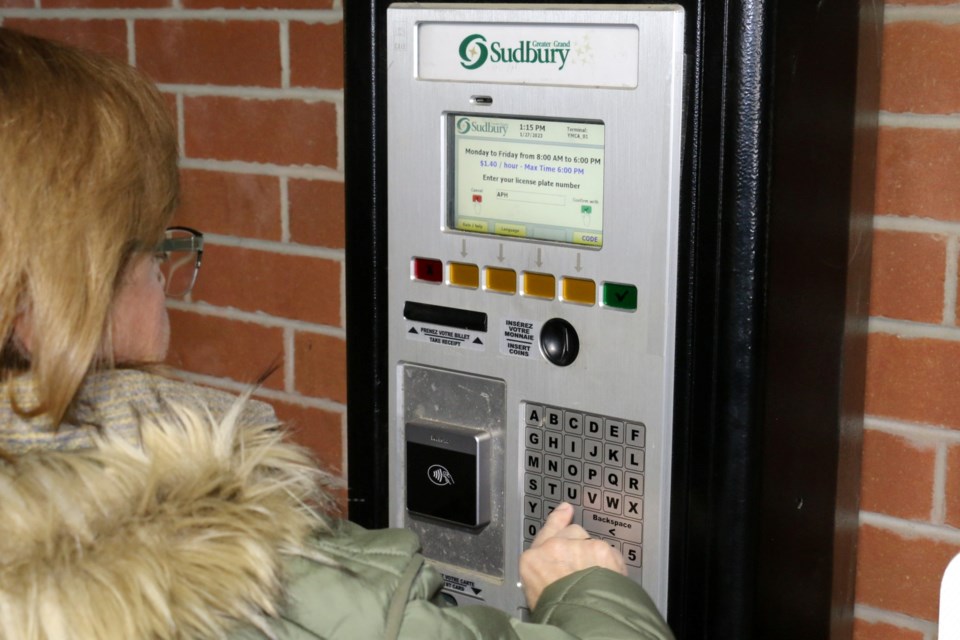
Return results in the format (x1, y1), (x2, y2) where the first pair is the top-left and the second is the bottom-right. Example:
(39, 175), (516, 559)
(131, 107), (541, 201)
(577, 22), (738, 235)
(383, 5), (684, 614)
(345, 1), (879, 638)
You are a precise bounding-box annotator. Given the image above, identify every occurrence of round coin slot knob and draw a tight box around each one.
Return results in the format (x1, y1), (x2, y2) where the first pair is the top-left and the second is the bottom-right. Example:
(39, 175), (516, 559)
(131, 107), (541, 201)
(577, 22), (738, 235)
(539, 318), (580, 367)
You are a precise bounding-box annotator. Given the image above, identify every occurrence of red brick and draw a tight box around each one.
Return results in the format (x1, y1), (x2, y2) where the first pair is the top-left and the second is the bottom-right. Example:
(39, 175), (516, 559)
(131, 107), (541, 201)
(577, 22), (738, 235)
(1, 19), (127, 61)
(183, 96), (337, 167)
(853, 619), (924, 640)
(184, 0), (331, 7)
(861, 430), (936, 520)
(288, 179), (345, 249)
(270, 400), (343, 472)
(0, 0), (34, 7)
(190, 245), (341, 326)
(865, 334), (960, 429)
(956, 263), (960, 324)
(946, 445), (960, 528)
(293, 332), (346, 404)
(166, 309), (285, 389)
(40, 0), (167, 7)
(135, 20), (280, 87)
(855, 524), (960, 620)
(881, 22), (960, 114)
(869, 231), (946, 323)
(876, 127), (960, 222)
(175, 169), (282, 241)
(289, 21), (344, 90)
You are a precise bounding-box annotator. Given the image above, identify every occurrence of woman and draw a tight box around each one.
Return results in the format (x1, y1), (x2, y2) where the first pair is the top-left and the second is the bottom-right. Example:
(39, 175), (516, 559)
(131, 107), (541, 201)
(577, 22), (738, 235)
(0, 28), (673, 640)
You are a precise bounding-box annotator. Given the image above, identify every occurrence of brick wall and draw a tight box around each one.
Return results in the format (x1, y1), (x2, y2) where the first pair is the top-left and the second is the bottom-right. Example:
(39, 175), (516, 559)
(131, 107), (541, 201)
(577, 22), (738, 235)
(855, 3), (960, 639)
(0, 2), (347, 508)
(3, 0), (960, 635)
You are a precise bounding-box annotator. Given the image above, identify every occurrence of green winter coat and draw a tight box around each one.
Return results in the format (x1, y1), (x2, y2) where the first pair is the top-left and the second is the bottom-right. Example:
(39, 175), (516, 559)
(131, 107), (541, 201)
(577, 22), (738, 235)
(256, 522), (673, 639)
(0, 370), (672, 640)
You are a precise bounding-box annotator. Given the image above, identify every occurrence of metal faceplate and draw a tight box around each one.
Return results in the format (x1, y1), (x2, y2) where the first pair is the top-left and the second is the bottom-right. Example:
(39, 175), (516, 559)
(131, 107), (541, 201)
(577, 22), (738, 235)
(386, 3), (684, 616)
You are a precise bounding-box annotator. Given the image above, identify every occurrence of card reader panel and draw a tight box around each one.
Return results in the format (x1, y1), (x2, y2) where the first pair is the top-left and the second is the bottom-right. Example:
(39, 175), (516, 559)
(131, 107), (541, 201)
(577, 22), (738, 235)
(406, 421), (492, 528)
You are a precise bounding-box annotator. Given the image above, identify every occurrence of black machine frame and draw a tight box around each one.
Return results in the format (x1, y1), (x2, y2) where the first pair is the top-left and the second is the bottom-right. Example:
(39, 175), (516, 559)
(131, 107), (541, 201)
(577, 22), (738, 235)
(343, 1), (881, 638)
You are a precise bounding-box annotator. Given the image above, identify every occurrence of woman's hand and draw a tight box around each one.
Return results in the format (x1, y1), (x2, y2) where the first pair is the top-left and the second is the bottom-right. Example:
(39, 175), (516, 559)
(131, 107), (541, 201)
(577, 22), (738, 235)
(519, 502), (627, 610)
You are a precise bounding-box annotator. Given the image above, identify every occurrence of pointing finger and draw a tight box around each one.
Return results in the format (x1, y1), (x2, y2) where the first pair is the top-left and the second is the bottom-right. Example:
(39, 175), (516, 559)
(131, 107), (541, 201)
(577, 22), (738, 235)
(531, 502), (574, 548)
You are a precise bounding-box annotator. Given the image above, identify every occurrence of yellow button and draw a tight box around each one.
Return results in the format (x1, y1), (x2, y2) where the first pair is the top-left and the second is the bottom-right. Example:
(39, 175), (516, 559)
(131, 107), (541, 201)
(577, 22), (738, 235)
(457, 218), (489, 233)
(448, 262), (479, 289)
(573, 231), (603, 247)
(494, 223), (527, 237)
(561, 277), (596, 305)
(485, 267), (517, 294)
(523, 272), (556, 299)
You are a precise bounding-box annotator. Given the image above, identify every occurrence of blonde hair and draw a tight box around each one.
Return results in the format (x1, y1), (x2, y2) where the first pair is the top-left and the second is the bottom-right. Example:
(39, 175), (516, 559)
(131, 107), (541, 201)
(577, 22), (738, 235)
(0, 29), (179, 425)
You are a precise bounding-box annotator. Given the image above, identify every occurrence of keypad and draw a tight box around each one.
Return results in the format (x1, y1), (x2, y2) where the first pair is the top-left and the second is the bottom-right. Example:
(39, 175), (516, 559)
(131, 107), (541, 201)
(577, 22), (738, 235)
(522, 402), (645, 571)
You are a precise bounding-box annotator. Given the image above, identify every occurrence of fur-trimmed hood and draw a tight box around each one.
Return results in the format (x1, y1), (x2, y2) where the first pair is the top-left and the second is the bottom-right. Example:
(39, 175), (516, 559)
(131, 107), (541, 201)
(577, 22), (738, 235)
(0, 397), (332, 639)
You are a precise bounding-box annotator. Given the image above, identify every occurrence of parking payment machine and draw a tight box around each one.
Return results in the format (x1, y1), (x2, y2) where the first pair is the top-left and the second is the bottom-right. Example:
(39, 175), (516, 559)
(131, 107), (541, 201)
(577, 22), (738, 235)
(384, 5), (682, 614)
(345, 1), (880, 638)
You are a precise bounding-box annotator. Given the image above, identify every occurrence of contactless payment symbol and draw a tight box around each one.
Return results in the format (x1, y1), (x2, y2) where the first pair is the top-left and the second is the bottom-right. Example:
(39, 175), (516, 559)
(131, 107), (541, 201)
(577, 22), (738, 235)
(428, 464), (455, 486)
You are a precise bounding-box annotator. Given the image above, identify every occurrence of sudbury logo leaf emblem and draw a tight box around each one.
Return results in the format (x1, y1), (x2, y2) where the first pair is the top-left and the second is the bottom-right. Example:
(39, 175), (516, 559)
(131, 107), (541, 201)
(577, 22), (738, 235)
(459, 33), (488, 70)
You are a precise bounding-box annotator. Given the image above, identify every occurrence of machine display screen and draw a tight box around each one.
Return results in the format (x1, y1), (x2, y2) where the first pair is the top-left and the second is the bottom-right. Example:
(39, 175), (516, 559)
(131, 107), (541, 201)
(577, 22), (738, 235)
(448, 114), (604, 247)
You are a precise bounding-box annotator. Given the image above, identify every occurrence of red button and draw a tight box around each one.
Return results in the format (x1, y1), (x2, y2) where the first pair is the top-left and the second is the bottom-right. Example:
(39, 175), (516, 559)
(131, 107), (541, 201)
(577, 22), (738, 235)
(413, 257), (443, 282)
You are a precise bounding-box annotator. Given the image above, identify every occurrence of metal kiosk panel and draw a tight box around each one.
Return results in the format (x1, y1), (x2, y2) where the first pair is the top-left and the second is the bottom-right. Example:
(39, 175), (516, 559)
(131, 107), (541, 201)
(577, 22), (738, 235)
(386, 4), (684, 615)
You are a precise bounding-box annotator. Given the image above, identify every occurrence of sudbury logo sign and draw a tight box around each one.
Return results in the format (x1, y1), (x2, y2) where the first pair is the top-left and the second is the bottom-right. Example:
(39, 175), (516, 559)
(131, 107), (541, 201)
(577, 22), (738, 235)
(456, 116), (508, 136)
(458, 33), (572, 71)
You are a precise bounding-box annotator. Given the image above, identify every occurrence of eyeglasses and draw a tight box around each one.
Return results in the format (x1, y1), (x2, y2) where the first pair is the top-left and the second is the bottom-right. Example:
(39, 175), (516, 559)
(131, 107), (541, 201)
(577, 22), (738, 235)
(157, 226), (203, 299)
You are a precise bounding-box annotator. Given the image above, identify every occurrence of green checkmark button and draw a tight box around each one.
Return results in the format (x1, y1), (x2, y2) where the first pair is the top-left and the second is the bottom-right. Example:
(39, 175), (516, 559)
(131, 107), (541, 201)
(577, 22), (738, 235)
(602, 282), (638, 311)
